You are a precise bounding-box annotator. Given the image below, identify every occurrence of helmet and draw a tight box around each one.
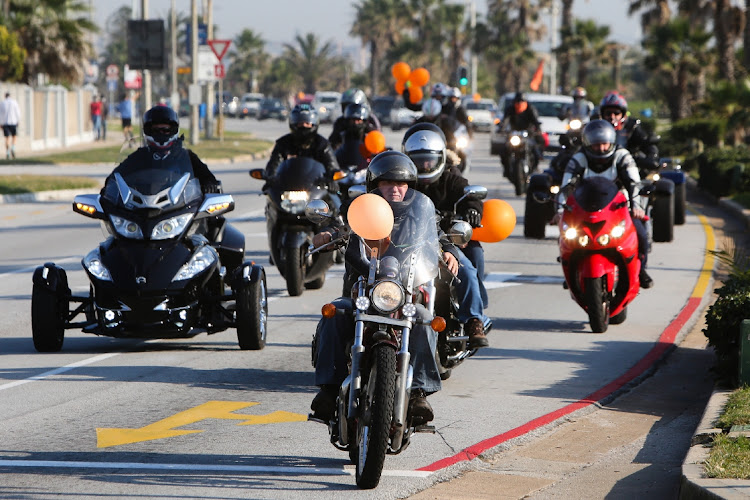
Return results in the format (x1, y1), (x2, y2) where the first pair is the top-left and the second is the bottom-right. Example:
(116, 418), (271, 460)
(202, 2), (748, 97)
(581, 119), (617, 171)
(571, 86), (587, 99)
(340, 88), (367, 113)
(289, 104), (319, 140)
(431, 83), (448, 99)
(421, 98), (442, 119)
(143, 105), (180, 152)
(513, 92), (527, 103)
(450, 87), (462, 99)
(366, 150), (418, 192)
(344, 102), (370, 121)
(402, 125), (446, 185)
(401, 122), (447, 145)
(599, 92), (628, 129)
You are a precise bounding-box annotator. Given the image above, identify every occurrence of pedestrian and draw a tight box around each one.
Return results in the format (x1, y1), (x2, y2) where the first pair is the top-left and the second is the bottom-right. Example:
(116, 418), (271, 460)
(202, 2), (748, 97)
(90, 95), (102, 140)
(101, 96), (108, 140)
(118, 93), (134, 144)
(0, 92), (21, 159)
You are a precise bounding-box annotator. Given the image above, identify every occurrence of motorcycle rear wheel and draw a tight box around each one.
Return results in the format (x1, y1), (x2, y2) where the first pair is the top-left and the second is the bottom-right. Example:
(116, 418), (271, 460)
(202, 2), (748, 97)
(354, 344), (396, 489)
(584, 277), (609, 333)
(523, 191), (546, 239)
(652, 193), (674, 243)
(674, 181), (686, 225)
(235, 267), (267, 350)
(31, 265), (69, 352)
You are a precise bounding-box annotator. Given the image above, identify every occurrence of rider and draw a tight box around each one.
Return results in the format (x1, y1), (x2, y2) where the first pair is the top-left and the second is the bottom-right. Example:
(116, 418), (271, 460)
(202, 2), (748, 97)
(417, 97), (463, 169)
(310, 151), (460, 425)
(103, 104), (221, 195)
(263, 104), (340, 180)
(441, 86), (473, 138)
(402, 123), (490, 347)
(328, 88), (381, 150)
(597, 91), (660, 174)
(560, 86), (593, 121)
(499, 92), (544, 174)
(553, 119), (654, 288)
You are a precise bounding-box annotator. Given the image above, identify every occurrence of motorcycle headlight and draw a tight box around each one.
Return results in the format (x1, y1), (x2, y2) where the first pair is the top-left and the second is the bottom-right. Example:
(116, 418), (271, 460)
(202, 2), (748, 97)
(550, 185), (560, 194)
(456, 136), (469, 149)
(151, 214), (194, 240)
(509, 135), (522, 147)
(596, 234), (610, 246)
(610, 220), (626, 239)
(110, 215), (143, 239)
(280, 190), (309, 214)
(578, 234), (590, 247)
(569, 119), (582, 131)
(83, 248), (111, 281)
(370, 280), (405, 313)
(172, 246), (218, 281)
(563, 225), (578, 240)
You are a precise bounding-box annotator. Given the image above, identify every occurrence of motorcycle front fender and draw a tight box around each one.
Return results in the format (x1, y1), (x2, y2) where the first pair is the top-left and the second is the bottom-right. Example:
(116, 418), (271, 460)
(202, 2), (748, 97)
(280, 229), (309, 250)
(577, 253), (616, 292)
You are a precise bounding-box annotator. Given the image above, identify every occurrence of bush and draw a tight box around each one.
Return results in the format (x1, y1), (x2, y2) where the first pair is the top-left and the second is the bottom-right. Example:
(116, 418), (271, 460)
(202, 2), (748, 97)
(659, 117), (726, 157)
(692, 146), (750, 198)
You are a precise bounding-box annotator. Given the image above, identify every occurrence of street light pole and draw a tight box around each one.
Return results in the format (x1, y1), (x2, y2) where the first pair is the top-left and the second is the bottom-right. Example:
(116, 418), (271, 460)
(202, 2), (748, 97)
(470, 0), (477, 96)
(549, 0), (559, 94)
(190, 0), (199, 145)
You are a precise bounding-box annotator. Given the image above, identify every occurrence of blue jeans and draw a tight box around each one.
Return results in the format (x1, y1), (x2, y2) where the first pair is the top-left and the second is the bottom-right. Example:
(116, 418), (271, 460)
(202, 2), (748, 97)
(455, 244), (488, 325)
(460, 240), (488, 308)
(313, 297), (442, 394)
(92, 115), (102, 140)
(633, 217), (649, 268)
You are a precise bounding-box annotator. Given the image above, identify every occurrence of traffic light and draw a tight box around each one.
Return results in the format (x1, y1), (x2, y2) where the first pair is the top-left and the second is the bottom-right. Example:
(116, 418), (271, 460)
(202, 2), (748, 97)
(457, 65), (469, 87)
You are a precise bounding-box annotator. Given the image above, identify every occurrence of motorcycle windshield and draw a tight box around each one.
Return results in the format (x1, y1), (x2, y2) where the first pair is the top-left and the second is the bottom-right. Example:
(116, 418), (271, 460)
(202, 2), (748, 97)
(572, 176), (620, 212)
(272, 157), (328, 190)
(102, 152), (203, 212)
(380, 191), (441, 291)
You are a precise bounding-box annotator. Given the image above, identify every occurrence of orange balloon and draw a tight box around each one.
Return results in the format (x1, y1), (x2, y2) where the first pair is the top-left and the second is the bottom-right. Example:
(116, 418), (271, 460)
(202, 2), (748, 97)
(409, 67), (430, 87)
(364, 130), (386, 154)
(471, 199), (516, 242)
(408, 86), (423, 104)
(395, 79), (406, 95)
(473, 93), (481, 101)
(391, 62), (411, 81)
(348, 193), (394, 240)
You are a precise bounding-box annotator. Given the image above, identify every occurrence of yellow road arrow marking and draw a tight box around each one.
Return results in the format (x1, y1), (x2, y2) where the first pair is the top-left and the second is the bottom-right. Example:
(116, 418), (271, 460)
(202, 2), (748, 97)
(96, 401), (306, 448)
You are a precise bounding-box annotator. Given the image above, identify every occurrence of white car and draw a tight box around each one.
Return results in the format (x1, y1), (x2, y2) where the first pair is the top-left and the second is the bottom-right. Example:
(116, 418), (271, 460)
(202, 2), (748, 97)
(312, 91), (342, 123)
(239, 93), (264, 119)
(462, 98), (497, 133)
(390, 97), (422, 131)
(490, 92), (574, 154)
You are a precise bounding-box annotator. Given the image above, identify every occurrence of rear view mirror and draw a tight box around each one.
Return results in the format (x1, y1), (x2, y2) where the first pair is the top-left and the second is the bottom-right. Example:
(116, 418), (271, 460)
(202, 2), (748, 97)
(305, 199), (331, 224)
(448, 220), (473, 246)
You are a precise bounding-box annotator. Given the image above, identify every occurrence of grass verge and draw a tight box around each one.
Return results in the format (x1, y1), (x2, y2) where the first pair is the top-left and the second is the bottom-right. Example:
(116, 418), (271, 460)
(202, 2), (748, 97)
(0, 174), (99, 194)
(705, 386), (750, 479)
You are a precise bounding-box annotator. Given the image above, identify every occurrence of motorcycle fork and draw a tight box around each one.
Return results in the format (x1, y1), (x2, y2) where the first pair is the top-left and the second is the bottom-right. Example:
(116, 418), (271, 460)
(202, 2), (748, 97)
(391, 324), (412, 451)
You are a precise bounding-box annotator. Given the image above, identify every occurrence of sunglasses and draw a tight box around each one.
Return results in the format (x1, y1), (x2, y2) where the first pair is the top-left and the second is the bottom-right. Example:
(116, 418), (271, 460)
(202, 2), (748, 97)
(602, 109), (623, 117)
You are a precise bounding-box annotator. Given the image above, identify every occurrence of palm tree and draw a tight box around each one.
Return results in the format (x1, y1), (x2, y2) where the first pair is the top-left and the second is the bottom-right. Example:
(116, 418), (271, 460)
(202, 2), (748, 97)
(713, 0), (744, 82)
(281, 33), (336, 94)
(628, 0), (671, 30)
(227, 29), (268, 93)
(568, 19), (611, 88)
(5, 0), (97, 85)
(557, 0), (574, 94)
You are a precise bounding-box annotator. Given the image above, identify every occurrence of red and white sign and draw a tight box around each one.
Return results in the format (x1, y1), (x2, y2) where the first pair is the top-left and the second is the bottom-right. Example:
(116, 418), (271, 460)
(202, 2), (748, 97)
(106, 64), (119, 80)
(214, 64), (225, 79)
(207, 39), (231, 61)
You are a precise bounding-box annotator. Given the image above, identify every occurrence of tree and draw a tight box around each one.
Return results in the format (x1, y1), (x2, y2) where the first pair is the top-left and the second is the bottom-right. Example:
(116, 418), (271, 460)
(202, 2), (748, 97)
(628, 0), (672, 30)
(281, 33), (337, 94)
(227, 29), (269, 94)
(713, 0), (744, 82)
(567, 19), (612, 88)
(557, 0), (574, 94)
(0, 25), (26, 82)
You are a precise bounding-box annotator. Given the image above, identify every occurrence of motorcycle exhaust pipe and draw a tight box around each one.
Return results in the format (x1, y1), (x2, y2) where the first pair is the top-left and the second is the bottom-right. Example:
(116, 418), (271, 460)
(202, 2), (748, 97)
(338, 376), (351, 447)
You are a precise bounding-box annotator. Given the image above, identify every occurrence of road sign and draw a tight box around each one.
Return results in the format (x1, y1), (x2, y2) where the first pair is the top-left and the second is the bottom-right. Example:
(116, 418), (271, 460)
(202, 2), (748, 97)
(106, 64), (119, 81)
(197, 46), (219, 83)
(214, 64), (225, 79)
(177, 66), (191, 75)
(207, 39), (231, 61)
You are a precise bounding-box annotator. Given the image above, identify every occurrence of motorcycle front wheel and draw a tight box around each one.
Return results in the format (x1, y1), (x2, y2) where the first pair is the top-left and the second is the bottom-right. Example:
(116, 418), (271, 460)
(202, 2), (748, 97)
(513, 157), (527, 196)
(235, 267), (267, 350)
(284, 247), (305, 296)
(584, 277), (609, 333)
(354, 344), (396, 489)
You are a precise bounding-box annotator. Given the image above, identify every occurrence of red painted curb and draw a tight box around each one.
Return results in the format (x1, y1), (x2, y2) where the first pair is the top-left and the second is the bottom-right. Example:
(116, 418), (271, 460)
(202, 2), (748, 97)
(418, 295), (704, 472)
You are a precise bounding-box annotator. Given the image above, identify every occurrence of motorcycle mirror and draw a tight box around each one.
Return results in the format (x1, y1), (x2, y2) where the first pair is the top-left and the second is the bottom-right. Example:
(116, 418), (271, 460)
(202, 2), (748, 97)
(249, 168), (266, 180)
(348, 185), (367, 199)
(463, 185), (488, 200)
(448, 220), (473, 246)
(305, 199), (331, 223)
(532, 190), (551, 204)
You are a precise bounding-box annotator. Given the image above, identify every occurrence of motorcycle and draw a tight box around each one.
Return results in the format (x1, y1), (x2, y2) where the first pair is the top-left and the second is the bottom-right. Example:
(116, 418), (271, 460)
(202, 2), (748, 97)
(249, 157), (341, 296)
(505, 130), (537, 197)
(304, 192), (451, 489)
(524, 119), (583, 239)
(453, 123), (472, 174)
(548, 176), (641, 333)
(31, 157), (267, 352)
(431, 185), (489, 380)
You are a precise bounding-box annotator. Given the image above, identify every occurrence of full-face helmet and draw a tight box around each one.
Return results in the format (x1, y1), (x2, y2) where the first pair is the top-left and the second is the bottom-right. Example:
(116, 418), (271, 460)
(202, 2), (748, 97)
(143, 105), (180, 152)
(581, 119), (617, 172)
(288, 104), (319, 140)
(402, 123), (446, 185)
(366, 150), (418, 192)
(340, 88), (367, 113)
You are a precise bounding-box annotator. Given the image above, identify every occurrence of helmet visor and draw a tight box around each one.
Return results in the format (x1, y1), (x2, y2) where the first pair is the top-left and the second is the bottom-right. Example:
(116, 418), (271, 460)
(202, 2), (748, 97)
(409, 152), (441, 175)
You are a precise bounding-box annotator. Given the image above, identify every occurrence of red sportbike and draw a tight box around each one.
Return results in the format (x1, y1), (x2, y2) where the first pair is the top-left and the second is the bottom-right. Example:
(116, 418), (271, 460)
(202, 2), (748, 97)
(557, 176), (641, 333)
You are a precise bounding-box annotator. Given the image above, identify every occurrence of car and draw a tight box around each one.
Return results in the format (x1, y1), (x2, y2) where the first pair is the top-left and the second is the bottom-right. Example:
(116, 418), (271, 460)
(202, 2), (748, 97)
(311, 91), (341, 123)
(490, 92), (574, 155)
(258, 98), (288, 121)
(214, 91), (238, 117)
(390, 97), (422, 131)
(371, 95), (396, 126)
(238, 93), (265, 119)
(462, 98), (497, 133)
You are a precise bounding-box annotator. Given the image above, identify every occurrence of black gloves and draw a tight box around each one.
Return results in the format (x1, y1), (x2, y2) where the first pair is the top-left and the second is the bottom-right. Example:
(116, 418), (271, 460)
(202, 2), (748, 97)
(465, 208), (482, 227)
(203, 181), (223, 194)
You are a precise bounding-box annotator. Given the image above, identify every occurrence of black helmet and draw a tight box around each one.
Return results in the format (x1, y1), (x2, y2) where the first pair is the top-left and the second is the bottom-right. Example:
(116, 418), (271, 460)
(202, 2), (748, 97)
(582, 119), (616, 172)
(514, 92), (527, 102)
(401, 123), (446, 185)
(143, 105), (180, 152)
(344, 102), (370, 121)
(340, 88), (367, 113)
(366, 150), (418, 192)
(289, 104), (319, 141)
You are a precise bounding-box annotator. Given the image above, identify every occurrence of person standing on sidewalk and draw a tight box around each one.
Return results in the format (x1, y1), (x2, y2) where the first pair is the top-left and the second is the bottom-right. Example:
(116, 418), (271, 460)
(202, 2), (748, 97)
(0, 92), (21, 159)
(90, 95), (102, 140)
(118, 93), (134, 145)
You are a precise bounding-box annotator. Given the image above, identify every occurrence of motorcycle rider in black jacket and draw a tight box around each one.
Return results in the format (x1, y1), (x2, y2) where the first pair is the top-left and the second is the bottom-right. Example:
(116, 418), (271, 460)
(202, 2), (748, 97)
(499, 92), (544, 175)
(328, 88), (381, 151)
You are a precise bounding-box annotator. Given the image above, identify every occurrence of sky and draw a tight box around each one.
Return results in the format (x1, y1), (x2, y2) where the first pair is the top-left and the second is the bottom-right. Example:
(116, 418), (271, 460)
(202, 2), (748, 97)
(91, 0), (644, 55)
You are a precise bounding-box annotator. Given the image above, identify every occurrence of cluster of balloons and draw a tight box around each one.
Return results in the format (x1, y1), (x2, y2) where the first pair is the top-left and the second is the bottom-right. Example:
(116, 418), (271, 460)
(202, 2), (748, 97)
(471, 199), (516, 243)
(391, 62), (430, 105)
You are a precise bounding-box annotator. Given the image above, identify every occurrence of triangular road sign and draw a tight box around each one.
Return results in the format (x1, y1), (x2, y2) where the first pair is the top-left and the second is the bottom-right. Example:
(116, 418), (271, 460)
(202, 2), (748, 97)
(208, 39), (231, 61)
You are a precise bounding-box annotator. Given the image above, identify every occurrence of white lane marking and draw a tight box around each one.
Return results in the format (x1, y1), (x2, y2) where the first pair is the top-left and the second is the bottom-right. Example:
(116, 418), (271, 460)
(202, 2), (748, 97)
(0, 459), (432, 477)
(483, 272), (522, 289)
(0, 257), (80, 280)
(0, 352), (121, 392)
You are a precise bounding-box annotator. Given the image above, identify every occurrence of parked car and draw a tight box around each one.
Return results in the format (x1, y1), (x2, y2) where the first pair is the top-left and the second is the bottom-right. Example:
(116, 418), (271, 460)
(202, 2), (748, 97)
(214, 91), (238, 117)
(390, 97), (422, 131)
(490, 92), (574, 154)
(258, 98), (288, 121)
(462, 98), (497, 133)
(238, 93), (265, 119)
(311, 91), (341, 123)
(371, 95), (396, 127)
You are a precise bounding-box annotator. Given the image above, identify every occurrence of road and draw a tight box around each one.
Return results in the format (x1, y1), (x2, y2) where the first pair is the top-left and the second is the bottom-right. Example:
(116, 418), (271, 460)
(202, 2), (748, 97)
(0, 118), (715, 499)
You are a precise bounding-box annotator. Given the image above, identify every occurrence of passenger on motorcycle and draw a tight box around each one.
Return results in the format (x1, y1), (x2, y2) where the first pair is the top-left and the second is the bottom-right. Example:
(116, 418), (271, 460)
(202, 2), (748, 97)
(552, 120), (654, 288)
(402, 123), (489, 347)
(103, 104), (221, 195)
(596, 91), (659, 173)
(263, 104), (340, 180)
(499, 92), (544, 174)
(310, 151), (459, 425)
(328, 88), (381, 150)
(441, 87), (473, 138)
(415, 97), (463, 169)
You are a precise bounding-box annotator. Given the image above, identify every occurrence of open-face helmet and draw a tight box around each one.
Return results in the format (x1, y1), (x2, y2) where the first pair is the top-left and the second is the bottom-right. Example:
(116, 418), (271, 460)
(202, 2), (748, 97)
(366, 150), (418, 192)
(599, 92), (628, 130)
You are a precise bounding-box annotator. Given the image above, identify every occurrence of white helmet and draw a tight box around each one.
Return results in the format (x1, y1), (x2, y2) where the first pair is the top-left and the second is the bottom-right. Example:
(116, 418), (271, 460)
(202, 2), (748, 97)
(402, 123), (447, 185)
